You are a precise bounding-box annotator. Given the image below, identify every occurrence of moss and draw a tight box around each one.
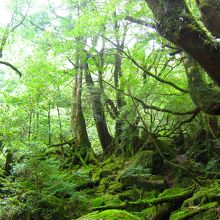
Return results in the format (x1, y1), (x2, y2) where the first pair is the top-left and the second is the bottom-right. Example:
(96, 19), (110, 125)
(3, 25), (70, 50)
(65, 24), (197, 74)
(119, 189), (142, 202)
(90, 194), (122, 208)
(102, 161), (124, 171)
(159, 187), (192, 198)
(188, 208), (218, 220)
(132, 150), (156, 168)
(102, 156), (125, 171)
(121, 174), (166, 191)
(91, 172), (100, 183)
(119, 189), (158, 202)
(96, 178), (109, 193)
(117, 151), (166, 190)
(76, 209), (141, 220)
(140, 203), (173, 220)
(99, 169), (113, 178)
(170, 202), (218, 220)
(174, 177), (194, 188)
(108, 181), (123, 193)
(182, 183), (220, 207)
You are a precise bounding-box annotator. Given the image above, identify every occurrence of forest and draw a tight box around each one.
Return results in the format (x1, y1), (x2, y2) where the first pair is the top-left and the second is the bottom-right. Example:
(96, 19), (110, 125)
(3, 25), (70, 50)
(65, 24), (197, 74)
(0, 0), (220, 219)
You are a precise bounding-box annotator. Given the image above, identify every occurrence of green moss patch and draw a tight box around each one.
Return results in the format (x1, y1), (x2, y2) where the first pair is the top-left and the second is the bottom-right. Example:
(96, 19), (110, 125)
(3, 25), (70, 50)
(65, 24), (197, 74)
(76, 209), (141, 220)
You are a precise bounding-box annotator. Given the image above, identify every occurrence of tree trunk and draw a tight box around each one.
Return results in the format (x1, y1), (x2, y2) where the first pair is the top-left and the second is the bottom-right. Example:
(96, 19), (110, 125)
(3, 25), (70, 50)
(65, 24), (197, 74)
(113, 16), (127, 140)
(4, 150), (13, 175)
(85, 60), (113, 152)
(196, 0), (220, 37)
(48, 103), (51, 145)
(71, 51), (91, 160)
(145, 0), (220, 85)
(184, 56), (220, 115)
(28, 112), (32, 141)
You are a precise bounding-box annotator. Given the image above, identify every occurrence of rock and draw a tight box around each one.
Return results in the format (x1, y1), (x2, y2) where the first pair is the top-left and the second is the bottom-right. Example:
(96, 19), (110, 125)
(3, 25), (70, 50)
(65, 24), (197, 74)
(141, 203), (173, 220)
(131, 150), (156, 171)
(187, 208), (219, 220)
(76, 209), (141, 220)
(121, 175), (166, 191)
(118, 151), (166, 190)
(90, 194), (122, 208)
(170, 202), (218, 220)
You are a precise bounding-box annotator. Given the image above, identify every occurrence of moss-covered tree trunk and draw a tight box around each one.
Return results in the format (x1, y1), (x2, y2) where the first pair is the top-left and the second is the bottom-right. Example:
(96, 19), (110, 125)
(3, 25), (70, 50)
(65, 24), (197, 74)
(85, 59), (113, 152)
(184, 56), (220, 115)
(71, 50), (92, 160)
(196, 0), (220, 37)
(145, 0), (220, 85)
(113, 15), (127, 142)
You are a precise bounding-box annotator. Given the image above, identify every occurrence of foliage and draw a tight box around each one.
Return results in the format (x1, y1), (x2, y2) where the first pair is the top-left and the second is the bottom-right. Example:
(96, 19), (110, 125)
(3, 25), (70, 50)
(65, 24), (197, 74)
(0, 0), (220, 219)
(0, 142), (87, 219)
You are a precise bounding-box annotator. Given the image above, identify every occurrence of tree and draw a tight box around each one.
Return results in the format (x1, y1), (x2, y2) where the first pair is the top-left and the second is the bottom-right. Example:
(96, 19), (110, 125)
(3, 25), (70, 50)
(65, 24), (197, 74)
(71, 48), (92, 160)
(144, 0), (220, 85)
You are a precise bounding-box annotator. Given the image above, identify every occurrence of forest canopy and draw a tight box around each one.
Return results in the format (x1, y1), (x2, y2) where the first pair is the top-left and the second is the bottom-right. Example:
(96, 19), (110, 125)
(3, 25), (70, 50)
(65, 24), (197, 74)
(0, 0), (220, 220)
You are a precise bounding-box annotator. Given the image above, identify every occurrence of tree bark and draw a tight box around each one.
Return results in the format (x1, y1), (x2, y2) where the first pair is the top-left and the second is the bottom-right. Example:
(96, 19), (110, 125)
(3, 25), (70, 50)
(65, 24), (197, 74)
(145, 0), (220, 85)
(113, 16), (127, 140)
(71, 50), (91, 159)
(196, 0), (220, 37)
(184, 56), (220, 115)
(85, 59), (113, 152)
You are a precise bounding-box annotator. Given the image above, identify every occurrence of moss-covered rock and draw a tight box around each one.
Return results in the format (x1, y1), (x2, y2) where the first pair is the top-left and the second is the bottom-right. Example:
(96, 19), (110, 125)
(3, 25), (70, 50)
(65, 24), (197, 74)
(119, 189), (158, 202)
(108, 181), (123, 193)
(118, 150), (166, 191)
(102, 156), (124, 171)
(72, 167), (92, 190)
(187, 208), (219, 220)
(96, 178), (110, 193)
(123, 176), (166, 191)
(140, 203), (173, 220)
(130, 150), (156, 171)
(182, 183), (220, 207)
(76, 209), (141, 220)
(90, 194), (122, 208)
(170, 202), (218, 220)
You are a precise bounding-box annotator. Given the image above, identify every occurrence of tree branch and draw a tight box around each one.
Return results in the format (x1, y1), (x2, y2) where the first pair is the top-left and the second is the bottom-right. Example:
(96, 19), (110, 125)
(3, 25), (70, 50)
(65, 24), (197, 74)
(0, 61), (22, 77)
(125, 16), (156, 29)
(103, 36), (188, 93)
(101, 77), (194, 115)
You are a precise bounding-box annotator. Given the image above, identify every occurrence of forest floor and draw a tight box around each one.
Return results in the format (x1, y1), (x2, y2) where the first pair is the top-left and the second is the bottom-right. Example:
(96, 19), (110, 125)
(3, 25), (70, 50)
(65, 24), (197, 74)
(71, 140), (220, 220)
(1, 137), (220, 220)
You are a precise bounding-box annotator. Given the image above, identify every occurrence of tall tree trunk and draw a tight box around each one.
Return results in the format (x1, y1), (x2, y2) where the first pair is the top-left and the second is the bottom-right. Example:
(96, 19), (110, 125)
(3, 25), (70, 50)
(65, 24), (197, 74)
(84, 59), (113, 152)
(4, 150), (13, 175)
(145, 0), (220, 84)
(57, 105), (65, 159)
(71, 51), (91, 160)
(28, 112), (32, 141)
(48, 103), (51, 145)
(113, 15), (127, 140)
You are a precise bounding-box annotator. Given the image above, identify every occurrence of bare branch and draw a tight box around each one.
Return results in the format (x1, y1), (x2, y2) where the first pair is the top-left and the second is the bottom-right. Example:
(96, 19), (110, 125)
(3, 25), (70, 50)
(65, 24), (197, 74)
(0, 8), (29, 58)
(0, 61), (22, 77)
(103, 36), (188, 93)
(100, 77), (195, 116)
(125, 16), (156, 29)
